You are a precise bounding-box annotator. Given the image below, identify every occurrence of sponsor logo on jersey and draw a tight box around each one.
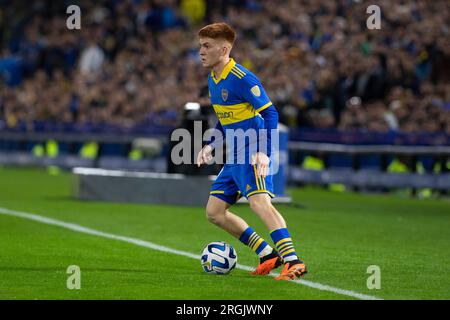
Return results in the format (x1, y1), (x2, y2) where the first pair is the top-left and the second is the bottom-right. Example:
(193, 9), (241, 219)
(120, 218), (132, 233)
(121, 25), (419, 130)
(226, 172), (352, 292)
(217, 111), (234, 119)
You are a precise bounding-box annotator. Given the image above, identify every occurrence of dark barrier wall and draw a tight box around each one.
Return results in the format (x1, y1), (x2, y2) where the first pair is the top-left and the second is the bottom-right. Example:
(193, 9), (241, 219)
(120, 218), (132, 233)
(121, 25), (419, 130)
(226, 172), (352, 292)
(73, 168), (213, 207)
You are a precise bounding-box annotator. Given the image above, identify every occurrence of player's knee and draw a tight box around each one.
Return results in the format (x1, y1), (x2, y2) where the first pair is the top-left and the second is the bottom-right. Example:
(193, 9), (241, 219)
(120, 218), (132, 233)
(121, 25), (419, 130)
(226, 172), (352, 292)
(249, 200), (263, 213)
(249, 197), (273, 214)
(205, 206), (225, 225)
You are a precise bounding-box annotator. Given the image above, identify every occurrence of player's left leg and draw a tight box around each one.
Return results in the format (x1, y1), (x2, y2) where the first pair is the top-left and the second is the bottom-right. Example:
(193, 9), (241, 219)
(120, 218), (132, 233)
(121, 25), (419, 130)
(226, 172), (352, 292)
(247, 193), (307, 280)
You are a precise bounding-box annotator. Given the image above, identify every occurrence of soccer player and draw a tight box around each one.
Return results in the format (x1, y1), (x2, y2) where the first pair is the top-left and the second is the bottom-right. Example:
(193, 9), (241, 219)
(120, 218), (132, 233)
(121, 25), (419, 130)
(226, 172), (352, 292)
(196, 22), (307, 280)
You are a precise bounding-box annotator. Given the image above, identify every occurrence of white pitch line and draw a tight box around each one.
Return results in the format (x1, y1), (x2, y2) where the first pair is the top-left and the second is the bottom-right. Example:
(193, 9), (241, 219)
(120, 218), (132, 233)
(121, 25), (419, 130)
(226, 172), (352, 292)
(0, 206), (382, 300)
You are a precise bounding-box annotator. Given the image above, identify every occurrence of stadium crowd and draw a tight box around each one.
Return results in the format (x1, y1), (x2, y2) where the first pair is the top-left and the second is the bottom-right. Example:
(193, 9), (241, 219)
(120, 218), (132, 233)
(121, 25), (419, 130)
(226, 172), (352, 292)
(0, 0), (449, 135)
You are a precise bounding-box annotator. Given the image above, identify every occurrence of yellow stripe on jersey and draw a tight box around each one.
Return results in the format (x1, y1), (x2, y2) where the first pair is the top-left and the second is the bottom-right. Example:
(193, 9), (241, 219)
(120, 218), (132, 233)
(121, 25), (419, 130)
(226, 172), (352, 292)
(230, 70), (243, 79)
(211, 59), (237, 84)
(232, 66), (246, 77)
(213, 102), (260, 125)
(255, 101), (273, 112)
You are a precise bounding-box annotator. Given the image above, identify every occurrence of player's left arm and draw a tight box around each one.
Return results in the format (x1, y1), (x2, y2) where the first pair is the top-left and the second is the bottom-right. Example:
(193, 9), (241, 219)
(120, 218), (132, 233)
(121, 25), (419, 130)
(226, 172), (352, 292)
(240, 74), (279, 177)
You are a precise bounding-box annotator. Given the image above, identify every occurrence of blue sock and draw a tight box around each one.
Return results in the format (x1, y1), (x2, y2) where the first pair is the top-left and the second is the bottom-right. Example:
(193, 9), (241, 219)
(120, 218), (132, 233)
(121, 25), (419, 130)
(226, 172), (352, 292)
(239, 227), (273, 257)
(270, 228), (299, 262)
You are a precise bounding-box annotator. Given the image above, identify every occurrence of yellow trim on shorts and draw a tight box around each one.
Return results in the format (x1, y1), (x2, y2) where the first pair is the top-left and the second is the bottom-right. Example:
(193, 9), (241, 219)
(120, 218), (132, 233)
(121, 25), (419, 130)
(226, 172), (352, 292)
(210, 190), (225, 194)
(252, 165), (261, 190)
(246, 190), (275, 198)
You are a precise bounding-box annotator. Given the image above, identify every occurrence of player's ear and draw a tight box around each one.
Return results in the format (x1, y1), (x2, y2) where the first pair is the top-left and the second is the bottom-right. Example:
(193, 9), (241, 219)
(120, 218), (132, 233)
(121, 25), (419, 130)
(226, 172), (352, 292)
(222, 43), (231, 56)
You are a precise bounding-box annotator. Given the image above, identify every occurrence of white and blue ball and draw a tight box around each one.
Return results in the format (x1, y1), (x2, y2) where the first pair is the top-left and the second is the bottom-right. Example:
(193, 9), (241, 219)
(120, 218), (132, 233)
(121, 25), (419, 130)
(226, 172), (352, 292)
(201, 241), (237, 275)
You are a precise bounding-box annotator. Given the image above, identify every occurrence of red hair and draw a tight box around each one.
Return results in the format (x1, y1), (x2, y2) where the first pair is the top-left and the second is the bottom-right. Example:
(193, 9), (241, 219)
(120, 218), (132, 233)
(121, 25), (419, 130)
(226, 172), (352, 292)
(198, 23), (236, 45)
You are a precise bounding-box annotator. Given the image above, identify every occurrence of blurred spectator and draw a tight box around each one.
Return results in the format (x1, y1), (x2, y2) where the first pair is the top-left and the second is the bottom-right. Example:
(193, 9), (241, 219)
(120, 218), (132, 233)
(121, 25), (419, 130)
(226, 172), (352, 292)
(0, 0), (448, 136)
(79, 36), (105, 76)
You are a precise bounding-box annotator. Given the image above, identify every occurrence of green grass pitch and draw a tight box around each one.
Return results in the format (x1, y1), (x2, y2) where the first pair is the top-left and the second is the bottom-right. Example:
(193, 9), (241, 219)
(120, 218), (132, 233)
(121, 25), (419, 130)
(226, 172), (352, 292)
(0, 167), (449, 300)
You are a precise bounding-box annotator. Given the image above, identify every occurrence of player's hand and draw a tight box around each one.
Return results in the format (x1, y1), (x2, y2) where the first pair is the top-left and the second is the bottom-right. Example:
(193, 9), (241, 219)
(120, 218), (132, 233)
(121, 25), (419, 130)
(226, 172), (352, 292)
(252, 152), (270, 178)
(197, 144), (213, 167)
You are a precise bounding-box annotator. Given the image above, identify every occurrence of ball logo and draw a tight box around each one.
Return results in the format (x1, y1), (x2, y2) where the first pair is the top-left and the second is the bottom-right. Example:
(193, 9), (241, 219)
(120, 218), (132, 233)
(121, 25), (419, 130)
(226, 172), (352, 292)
(251, 85), (261, 97)
(201, 241), (237, 275)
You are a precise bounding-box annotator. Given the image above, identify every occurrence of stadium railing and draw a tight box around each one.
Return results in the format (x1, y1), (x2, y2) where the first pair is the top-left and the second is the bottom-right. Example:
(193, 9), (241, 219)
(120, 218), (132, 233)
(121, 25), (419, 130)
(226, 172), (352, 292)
(1, 126), (449, 192)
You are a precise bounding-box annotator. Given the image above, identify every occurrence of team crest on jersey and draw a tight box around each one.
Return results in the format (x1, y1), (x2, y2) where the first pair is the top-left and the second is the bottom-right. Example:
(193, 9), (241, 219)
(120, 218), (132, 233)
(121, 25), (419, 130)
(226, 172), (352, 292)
(251, 85), (261, 97)
(221, 89), (228, 101)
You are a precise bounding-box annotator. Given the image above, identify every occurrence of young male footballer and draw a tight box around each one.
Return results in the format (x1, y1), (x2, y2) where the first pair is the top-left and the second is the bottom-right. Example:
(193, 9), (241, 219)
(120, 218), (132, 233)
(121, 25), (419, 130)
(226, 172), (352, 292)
(196, 22), (307, 280)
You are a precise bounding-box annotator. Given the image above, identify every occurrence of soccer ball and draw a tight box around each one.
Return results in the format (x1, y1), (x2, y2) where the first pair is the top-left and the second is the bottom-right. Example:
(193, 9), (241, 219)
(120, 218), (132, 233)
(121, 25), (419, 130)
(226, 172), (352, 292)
(201, 241), (237, 275)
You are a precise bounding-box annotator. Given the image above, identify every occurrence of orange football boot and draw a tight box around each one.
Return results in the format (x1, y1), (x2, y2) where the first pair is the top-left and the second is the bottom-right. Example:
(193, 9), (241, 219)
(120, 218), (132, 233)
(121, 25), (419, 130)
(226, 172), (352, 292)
(275, 260), (307, 280)
(251, 250), (283, 276)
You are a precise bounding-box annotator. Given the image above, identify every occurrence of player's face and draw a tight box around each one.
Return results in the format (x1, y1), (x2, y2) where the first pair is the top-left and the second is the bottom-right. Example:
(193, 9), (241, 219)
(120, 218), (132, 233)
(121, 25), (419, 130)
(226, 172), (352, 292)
(199, 37), (224, 68)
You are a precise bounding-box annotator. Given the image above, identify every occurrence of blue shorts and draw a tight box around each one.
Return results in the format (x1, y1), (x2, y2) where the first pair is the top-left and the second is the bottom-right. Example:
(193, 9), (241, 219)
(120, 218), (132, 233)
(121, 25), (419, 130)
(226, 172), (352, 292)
(210, 164), (275, 205)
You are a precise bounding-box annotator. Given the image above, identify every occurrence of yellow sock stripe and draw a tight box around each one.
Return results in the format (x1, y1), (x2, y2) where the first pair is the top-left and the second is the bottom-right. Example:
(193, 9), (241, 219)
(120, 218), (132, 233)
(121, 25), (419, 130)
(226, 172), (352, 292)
(278, 241), (293, 251)
(279, 245), (294, 255)
(230, 70), (243, 79)
(249, 233), (261, 247)
(253, 165), (261, 190)
(251, 238), (265, 251)
(275, 238), (291, 247)
(280, 248), (296, 257)
(232, 66), (246, 77)
(248, 233), (259, 247)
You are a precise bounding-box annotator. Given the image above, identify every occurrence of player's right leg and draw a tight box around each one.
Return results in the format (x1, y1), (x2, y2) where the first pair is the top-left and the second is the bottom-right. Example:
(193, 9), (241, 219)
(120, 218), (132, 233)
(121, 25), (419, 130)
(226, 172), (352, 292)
(205, 195), (247, 238)
(205, 195), (282, 275)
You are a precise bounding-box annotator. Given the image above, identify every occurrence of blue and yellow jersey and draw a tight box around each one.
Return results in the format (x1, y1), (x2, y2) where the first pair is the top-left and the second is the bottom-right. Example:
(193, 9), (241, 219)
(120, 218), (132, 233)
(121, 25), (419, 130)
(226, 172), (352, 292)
(207, 58), (277, 200)
(208, 58), (273, 132)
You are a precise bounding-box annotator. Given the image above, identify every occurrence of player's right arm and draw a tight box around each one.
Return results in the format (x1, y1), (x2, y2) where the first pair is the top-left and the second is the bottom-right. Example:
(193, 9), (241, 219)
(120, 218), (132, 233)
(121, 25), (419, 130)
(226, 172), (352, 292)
(197, 121), (224, 167)
(197, 144), (213, 167)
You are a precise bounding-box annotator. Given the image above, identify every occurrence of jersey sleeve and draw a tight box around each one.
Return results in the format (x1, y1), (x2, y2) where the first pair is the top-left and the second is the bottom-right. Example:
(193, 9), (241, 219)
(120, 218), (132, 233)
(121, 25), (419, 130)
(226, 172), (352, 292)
(239, 74), (273, 113)
(258, 105), (279, 157)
